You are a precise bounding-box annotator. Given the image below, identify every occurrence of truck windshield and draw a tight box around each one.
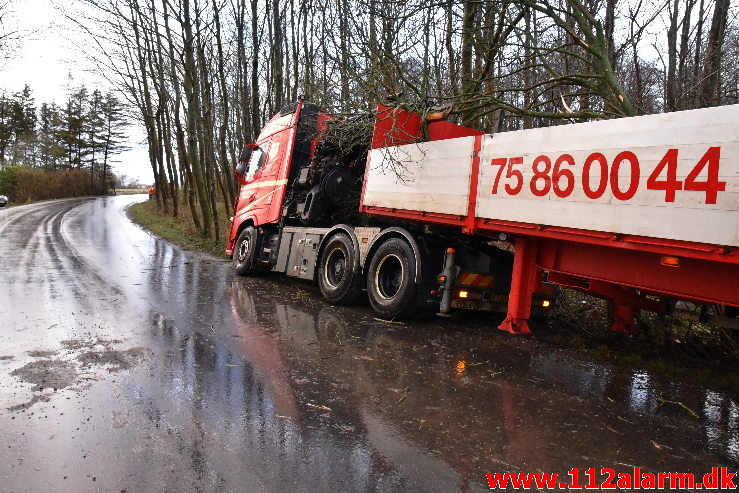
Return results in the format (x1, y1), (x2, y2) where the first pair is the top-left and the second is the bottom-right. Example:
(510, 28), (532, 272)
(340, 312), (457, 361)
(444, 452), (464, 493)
(245, 145), (267, 181)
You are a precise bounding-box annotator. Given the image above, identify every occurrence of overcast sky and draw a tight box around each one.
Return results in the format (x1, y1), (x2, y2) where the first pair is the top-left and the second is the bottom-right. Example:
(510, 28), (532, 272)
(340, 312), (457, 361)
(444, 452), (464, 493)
(2, 0), (152, 184)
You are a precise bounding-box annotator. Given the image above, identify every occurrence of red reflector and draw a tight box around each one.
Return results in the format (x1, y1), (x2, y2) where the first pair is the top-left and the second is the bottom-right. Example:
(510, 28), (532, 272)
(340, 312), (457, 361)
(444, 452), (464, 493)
(661, 255), (680, 267)
(361, 237), (368, 243)
(446, 247), (456, 254)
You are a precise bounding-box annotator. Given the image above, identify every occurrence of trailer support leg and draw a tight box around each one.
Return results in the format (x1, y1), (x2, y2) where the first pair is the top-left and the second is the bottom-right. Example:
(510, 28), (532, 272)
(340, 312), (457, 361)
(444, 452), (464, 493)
(499, 237), (538, 335)
(609, 302), (639, 334)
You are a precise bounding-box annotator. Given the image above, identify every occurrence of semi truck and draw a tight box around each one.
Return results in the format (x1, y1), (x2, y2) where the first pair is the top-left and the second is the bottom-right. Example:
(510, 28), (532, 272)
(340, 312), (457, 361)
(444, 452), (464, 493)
(226, 99), (739, 334)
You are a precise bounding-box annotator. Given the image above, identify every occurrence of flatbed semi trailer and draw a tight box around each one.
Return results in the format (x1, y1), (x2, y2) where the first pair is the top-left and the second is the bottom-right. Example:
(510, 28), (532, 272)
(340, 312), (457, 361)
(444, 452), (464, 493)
(227, 100), (738, 334)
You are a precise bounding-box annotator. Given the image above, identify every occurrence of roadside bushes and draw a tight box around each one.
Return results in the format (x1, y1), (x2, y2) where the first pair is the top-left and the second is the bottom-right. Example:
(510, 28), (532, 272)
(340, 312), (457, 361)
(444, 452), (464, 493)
(0, 166), (100, 203)
(550, 287), (739, 366)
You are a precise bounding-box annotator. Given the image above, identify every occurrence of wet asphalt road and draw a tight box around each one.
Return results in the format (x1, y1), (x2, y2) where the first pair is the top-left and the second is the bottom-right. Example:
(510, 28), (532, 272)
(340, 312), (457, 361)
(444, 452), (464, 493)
(0, 195), (736, 492)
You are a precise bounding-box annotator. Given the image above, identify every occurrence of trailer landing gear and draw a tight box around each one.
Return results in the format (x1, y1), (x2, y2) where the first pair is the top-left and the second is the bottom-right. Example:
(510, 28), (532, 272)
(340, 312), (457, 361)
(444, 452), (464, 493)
(609, 302), (639, 334)
(499, 237), (538, 335)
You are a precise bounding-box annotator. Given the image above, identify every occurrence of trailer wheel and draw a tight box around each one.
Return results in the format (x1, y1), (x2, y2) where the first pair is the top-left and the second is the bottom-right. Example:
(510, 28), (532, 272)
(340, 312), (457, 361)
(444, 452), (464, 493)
(233, 226), (259, 276)
(367, 237), (418, 320)
(317, 233), (362, 305)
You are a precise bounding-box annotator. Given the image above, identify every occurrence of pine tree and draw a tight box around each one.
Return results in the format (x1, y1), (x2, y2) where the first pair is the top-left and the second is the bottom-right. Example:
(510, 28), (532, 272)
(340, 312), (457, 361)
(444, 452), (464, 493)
(9, 85), (37, 166)
(38, 103), (65, 169)
(60, 86), (87, 168)
(100, 92), (129, 193)
(87, 89), (106, 189)
(0, 92), (11, 166)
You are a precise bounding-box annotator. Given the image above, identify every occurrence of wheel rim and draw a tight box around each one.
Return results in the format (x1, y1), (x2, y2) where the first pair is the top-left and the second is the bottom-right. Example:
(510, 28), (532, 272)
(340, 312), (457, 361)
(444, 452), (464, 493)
(237, 236), (250, 262)
(324, 247), (346, 288)
(375, 254), (403, 300)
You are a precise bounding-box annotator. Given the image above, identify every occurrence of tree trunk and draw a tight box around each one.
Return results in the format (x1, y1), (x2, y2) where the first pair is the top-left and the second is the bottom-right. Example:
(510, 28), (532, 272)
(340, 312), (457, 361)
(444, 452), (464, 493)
(250, 0), (261, 140)
(271, 0), (284, 111)
(445, 1), (457, 96)
(700, 0), (730, 107)
(666, 0), (679, 111)
(459, 0), (477, 122)
(691, 0), (706, 106)
(677, 0), (695, 109)
(182, 0), (214, 238)
(212, 0), (236, 206)
(164, 0), (200, 229)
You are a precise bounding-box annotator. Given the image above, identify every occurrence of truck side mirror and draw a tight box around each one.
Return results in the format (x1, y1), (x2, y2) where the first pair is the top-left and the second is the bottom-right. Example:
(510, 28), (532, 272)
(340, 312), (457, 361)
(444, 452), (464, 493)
(235, 144), (259, 185)
(0, 195), (8, 208)
(235, 161), (248, 185)
(239, 145), (252, 164)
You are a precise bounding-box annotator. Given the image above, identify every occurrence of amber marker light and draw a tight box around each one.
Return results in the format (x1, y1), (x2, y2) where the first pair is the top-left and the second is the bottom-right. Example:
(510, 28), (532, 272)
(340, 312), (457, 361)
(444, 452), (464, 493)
(661, 255), (680, 267)
(542, 300), (551, 307)
(459, 290), (469, 299)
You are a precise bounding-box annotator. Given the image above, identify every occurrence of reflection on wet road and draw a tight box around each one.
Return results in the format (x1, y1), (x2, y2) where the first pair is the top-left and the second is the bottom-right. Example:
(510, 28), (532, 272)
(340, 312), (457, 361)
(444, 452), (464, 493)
(0, 196), (736, 492)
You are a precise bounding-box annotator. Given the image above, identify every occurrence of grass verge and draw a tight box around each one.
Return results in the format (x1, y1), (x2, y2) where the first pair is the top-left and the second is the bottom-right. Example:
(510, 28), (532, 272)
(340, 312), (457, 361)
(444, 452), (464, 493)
(116, 188), (149, 195)
(129, 198), (230, 257)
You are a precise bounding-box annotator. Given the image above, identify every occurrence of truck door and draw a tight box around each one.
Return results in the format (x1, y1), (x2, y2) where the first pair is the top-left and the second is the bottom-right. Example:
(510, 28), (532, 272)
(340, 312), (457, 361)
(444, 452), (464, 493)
(233, 104), (303, 231)
(238, 138), (287, 225)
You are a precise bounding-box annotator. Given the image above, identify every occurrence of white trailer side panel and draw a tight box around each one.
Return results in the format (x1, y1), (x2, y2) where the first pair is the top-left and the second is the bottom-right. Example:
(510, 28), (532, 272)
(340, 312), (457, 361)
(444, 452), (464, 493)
(362, 105), (739, 247)
(363, 136), (475, 216)
(474, 105), (739, 246)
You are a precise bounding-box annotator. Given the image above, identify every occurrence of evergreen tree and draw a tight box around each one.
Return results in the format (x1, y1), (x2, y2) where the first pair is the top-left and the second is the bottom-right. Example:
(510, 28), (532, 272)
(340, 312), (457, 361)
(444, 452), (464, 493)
(100, 92), (129, 193)
(60, 86), (87, 168)
(87, 89), (105, 188)
(0, 81), (129, 193)
(9, 85), (37, 166)
(0, 92), (12, 166)
(38, 102), (65, 169)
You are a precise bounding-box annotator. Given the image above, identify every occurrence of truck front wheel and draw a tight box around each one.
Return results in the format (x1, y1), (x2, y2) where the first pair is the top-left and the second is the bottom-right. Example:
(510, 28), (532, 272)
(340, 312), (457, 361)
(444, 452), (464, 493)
(366, 238), (418, 320)
(233, 226), (259, 276)
(317, 233), (362, 305)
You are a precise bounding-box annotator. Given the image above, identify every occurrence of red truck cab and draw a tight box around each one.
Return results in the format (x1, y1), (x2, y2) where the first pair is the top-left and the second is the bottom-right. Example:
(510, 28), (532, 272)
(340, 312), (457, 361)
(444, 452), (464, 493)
(227, 102), (331, 256)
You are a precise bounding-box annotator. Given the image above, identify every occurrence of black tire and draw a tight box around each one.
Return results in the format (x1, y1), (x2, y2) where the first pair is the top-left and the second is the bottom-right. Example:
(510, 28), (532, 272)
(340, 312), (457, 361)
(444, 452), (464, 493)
(317, 233), (362, 305)
(366, 237), (418, 320)
(233, 226), (259, 276)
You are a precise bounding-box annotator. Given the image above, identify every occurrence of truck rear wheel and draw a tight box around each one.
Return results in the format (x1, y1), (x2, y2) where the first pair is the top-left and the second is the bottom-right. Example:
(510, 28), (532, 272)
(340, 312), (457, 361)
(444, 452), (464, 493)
(366, 237), (418, 320)
(317, 233), (362, 305)
(233, 226), (259, 276)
